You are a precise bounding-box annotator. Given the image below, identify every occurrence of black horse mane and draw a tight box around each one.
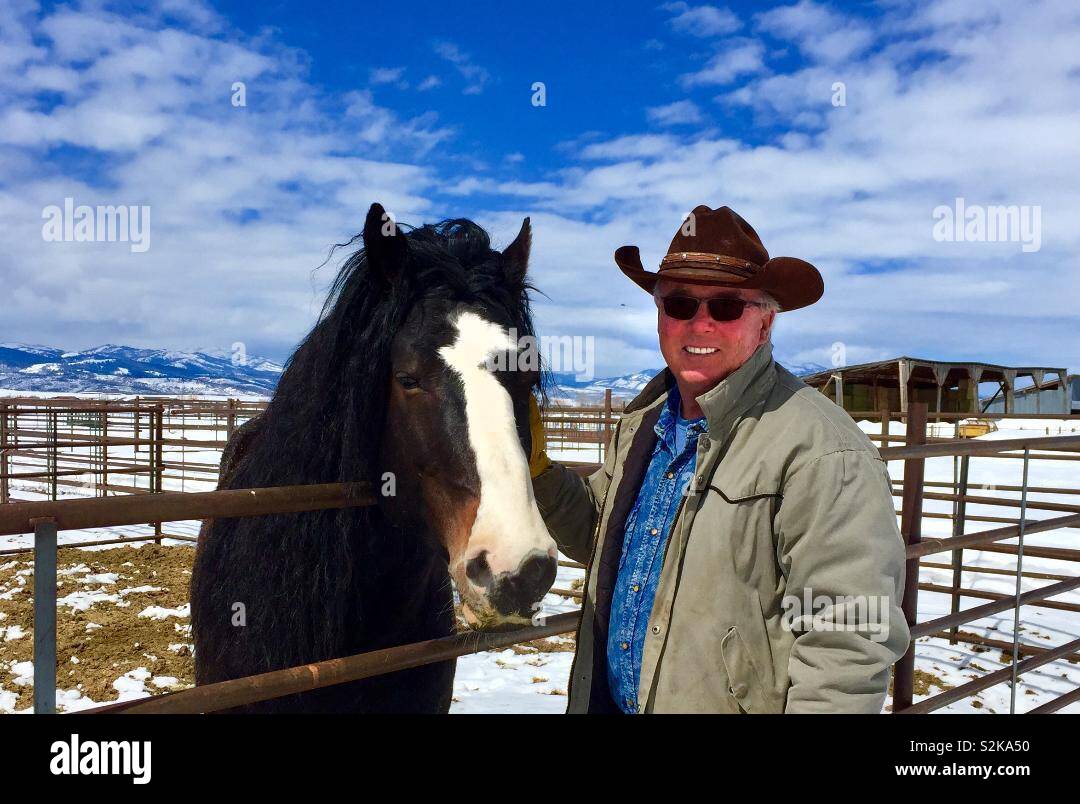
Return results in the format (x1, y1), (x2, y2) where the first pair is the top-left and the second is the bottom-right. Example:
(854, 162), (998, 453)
(199, 218), (539, 672)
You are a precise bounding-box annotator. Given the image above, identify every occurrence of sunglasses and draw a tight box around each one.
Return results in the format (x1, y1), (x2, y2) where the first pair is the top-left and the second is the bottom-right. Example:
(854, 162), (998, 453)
(657, 294), (768, 322)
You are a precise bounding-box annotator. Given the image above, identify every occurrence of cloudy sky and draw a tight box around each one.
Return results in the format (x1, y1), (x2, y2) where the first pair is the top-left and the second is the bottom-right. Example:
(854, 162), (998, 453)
(2, 0), (1078, 377)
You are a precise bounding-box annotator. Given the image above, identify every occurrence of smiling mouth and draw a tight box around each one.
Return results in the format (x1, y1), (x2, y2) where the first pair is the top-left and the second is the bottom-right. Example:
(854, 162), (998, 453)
(684, 346), (719, 355)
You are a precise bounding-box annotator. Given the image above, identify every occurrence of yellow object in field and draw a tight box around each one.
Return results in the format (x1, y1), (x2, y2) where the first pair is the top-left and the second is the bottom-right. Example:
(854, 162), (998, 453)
(957, 419), (996, 438)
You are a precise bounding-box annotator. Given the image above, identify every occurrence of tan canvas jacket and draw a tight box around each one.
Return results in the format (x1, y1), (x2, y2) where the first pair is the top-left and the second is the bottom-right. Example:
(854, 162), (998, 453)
(533, 341), (909, 713)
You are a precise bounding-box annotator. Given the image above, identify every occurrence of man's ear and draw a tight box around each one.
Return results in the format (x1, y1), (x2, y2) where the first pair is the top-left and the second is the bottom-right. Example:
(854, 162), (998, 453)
(759, 308), (776, 344)
(363, 202), (408, 285)
(501, 217), (531, 288)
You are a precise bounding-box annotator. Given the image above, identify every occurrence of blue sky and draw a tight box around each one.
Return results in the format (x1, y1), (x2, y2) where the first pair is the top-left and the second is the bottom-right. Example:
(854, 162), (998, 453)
(2, 0), (1079, 378)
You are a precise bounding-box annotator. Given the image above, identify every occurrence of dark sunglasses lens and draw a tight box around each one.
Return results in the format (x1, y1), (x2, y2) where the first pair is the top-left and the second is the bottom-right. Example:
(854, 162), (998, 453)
(706, 298), (746, 321)
(662, 296), (699, 320)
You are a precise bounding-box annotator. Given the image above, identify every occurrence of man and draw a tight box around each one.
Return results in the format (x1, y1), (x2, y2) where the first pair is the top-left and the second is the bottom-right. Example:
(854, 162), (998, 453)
(529, 205), (909, 714)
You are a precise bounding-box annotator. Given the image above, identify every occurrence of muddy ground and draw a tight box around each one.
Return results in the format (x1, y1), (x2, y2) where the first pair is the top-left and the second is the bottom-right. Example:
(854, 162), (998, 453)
(0, 544), (195, 712)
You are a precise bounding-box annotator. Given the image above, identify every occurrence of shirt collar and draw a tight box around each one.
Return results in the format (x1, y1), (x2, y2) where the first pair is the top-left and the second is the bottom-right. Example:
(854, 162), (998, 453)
(654, 385), (708, 448)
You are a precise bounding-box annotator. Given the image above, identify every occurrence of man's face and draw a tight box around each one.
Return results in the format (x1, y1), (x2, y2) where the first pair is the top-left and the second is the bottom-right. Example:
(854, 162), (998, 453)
(656, 280), (775, 401)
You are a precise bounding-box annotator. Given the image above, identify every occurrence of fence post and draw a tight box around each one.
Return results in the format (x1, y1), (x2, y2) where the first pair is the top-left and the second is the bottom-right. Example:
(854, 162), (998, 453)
(101, 408), (109, 497)
(0, 401), (7, 505)
(1009, 447), (1031, 714)
(948, 454), (970, 644)
(892, 401), (927, 712)
(32, 516), (57, 714)
(154, 404), (164, 543)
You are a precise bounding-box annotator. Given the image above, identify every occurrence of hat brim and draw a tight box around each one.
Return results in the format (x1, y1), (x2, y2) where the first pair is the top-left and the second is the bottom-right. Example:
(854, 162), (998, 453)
(615, 245), (823, 312)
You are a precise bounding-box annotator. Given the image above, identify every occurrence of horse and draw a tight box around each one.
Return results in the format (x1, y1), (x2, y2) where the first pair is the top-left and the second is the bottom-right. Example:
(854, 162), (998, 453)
(190, 202), (558, 713)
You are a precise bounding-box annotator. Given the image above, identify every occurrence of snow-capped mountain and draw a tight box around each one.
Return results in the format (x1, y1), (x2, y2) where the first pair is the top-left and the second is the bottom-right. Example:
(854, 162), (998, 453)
(0, 343), (827, 399)
(0, 343), (283, 396)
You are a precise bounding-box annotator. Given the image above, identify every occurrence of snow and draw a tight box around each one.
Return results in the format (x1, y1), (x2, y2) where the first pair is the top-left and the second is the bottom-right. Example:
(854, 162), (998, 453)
(138, 603), (189, 620)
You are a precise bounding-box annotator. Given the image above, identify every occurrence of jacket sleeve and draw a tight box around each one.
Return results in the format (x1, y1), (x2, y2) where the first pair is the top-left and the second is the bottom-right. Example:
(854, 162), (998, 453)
(531, 424), (619, 565)
(773, 448), (910, 714)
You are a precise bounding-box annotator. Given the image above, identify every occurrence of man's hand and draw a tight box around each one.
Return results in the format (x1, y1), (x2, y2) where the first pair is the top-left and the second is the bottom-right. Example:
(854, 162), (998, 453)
(528, 394), (552, 478)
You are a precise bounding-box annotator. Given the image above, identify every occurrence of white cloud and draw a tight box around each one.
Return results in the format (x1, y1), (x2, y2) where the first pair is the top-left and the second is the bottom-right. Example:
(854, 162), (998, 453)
(755, 0), (875, 64)
(433, 41), (491, 95)
(646, 100), (705, 126)
(662, 2), (742, 37)
(369, 66), (407, 87)
(680, 39), (766, 87)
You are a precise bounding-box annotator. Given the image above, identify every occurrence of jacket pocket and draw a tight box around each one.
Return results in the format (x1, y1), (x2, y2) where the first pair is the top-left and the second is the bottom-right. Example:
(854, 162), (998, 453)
(720, 625), (770, 714)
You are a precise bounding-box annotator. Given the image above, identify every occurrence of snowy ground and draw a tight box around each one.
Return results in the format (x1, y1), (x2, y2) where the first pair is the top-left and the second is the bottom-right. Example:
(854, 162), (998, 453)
(1, 406), (1078, 713)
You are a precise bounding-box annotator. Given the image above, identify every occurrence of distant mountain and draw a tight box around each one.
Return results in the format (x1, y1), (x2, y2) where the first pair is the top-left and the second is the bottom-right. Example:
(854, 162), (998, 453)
(784, 361), (829, 377)
(0, 343), (828, 400)
(0, 343), (283, 396)
(548, 369), (662, 402)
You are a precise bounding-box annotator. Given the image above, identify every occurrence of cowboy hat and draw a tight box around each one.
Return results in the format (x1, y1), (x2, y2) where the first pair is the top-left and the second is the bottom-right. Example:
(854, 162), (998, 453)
(615, 204), (824, 311)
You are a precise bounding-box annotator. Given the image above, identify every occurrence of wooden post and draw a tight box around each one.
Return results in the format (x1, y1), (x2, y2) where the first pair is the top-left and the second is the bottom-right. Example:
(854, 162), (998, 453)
(880, 408), (891, 447)
(892, 402), (926, 712)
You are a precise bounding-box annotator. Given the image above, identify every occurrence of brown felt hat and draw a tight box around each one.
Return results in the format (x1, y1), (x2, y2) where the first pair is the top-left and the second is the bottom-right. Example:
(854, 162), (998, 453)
(615, 205), (824, 312)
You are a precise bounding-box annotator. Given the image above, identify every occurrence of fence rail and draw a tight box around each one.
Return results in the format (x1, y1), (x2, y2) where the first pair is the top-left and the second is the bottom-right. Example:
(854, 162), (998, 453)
(2, 397), (1079, 713)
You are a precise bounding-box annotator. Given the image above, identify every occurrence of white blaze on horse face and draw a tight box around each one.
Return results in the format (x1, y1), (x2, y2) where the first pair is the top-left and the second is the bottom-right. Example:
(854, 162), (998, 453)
(439, 311), (556, 577)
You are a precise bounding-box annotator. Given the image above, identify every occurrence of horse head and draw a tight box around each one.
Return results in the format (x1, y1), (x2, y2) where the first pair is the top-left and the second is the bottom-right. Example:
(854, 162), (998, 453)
(362, 203), (558, 629)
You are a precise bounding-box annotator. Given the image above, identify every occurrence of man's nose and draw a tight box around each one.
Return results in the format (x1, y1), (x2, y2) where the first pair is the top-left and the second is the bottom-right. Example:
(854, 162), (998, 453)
(689, 302), (716, 329)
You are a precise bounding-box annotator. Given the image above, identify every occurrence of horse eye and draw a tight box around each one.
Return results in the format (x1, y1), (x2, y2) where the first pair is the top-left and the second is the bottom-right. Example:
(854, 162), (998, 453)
(395, 372), (421, 390)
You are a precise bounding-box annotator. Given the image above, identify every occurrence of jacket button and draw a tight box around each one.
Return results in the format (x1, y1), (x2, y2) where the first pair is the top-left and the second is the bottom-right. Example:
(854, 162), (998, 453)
(700, 437), (711, 449)
(651, 625), (662, 635)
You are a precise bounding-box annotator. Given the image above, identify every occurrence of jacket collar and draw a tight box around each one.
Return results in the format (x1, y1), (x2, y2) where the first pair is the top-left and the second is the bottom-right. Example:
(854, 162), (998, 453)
(626, 341), (777, 440)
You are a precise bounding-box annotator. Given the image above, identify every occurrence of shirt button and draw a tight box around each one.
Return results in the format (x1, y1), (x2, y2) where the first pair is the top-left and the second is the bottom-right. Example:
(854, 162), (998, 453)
(666, 471), (674, 479)
(632, 584), (640, 593)
(650, 528), (658, 535)
(620, 642), (629, 651)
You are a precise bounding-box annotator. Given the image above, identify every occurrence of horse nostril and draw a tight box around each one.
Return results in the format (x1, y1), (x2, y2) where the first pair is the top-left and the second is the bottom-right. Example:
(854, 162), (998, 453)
(465, 551), (494, 588)
(518, 552), (556, 596)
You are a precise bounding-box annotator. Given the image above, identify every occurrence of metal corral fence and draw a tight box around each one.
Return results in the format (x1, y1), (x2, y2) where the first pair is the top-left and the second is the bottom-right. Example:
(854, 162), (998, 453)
(0, 394), (618, 503)
(1, 399), (1079, 713)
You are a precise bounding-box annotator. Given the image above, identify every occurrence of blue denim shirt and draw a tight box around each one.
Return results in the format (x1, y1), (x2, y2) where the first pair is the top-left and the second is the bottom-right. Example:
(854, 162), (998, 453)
(606, 386), (707, 713)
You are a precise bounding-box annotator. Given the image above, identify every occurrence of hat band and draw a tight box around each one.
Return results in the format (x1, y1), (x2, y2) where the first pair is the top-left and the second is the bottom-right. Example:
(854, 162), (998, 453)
(659, 251), (759, 278)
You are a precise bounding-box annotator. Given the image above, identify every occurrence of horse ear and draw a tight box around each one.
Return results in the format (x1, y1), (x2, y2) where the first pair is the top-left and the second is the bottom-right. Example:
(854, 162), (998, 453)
(501, 216), (531, 287)
(363, 202), (408, 283)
